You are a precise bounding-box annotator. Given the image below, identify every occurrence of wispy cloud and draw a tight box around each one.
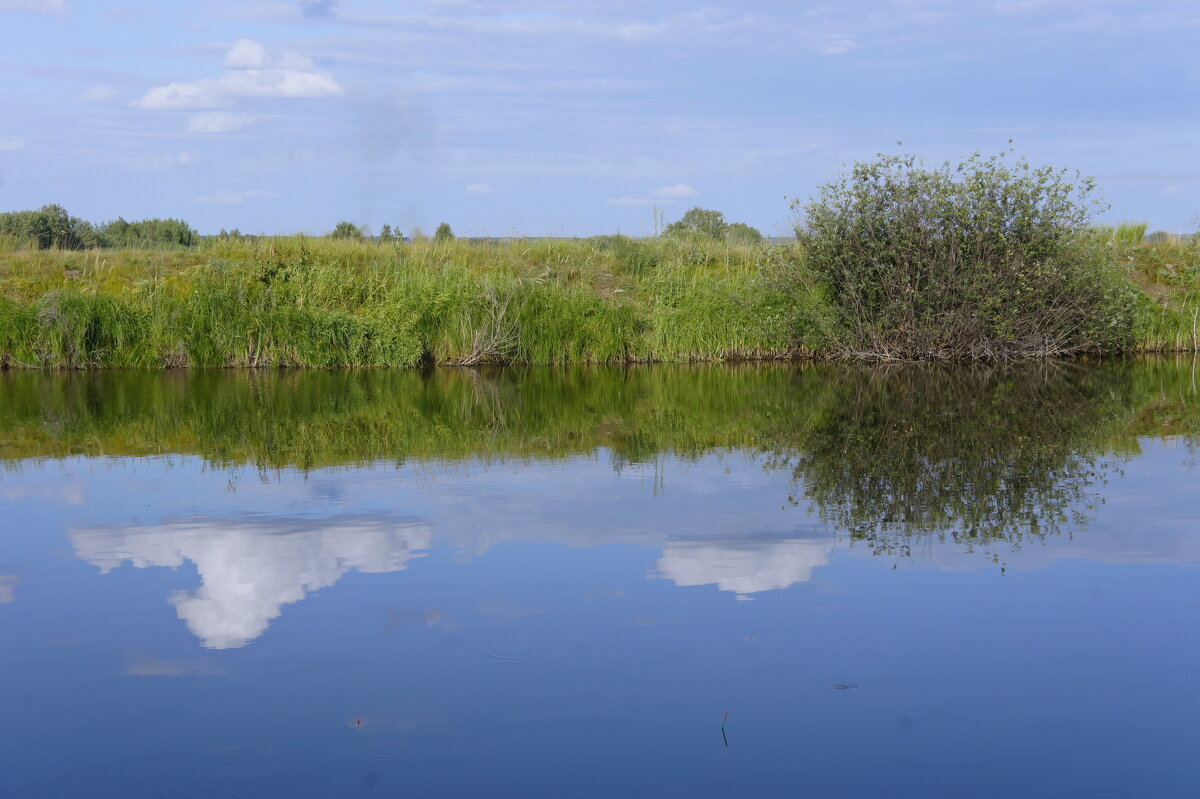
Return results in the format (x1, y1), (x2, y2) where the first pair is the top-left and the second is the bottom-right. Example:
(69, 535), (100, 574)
(606, 196), (652, 206)
(465, 182), (494, 195)
(195, 188), (280, 204)
(186, 111), (254, 133)
(0, 139), (26, 151)
(0, 0), (67, 16)
(132, 38), (343, 111)
(77, 85), (116, 102)
(652, 183), (698, 198)
(299, 0), (338, 19)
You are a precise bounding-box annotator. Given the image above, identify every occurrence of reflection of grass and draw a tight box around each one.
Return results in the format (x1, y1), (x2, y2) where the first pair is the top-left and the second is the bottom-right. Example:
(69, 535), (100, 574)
(3, 359), (1199, 558)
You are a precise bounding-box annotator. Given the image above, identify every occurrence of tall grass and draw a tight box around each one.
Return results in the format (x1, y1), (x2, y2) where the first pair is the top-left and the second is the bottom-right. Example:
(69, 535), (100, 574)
(0, 236), (825, 368)
(0, 230), (1198, 368)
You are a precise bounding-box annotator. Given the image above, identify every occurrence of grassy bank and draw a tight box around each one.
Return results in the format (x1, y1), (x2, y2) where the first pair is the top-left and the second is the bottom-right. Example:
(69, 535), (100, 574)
(0, 235), (819, 368)
(0, 230), (1196, 368)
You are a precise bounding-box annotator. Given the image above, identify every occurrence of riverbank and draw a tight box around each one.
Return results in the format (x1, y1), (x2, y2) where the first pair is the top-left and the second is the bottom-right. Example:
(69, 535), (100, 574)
(0, 234), (1196, 368)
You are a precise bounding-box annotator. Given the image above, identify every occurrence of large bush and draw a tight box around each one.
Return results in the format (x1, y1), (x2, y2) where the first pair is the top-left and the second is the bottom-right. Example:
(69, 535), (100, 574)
(794, 152), (1140, 359)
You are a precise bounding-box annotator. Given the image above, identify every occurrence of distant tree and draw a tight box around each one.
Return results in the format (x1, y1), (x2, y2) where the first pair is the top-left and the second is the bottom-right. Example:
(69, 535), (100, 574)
(380, 224), (394, 242)
(98, 216), (197, 248)
(433, 222), (455, 242)
(330, 221), (365, 240)
(727, 222), (764, 244)
(0, 204), (100, 249)
(664, 207), (729, 240)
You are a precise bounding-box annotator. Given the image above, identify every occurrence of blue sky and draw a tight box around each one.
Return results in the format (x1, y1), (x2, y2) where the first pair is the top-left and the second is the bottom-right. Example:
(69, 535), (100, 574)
(0, 0), (1197, 236)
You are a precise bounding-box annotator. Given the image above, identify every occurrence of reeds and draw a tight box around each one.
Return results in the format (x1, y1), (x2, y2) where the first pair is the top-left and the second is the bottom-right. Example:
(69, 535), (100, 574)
(0, 233), (1198, 369)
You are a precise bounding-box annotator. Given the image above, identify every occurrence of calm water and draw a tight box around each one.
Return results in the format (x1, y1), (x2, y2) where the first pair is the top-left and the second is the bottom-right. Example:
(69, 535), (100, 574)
(1, 362), (1199, 798)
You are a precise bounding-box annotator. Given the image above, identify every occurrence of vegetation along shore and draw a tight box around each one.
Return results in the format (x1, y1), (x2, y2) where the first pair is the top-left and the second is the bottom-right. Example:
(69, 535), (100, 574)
(1, 153), (1197, 368)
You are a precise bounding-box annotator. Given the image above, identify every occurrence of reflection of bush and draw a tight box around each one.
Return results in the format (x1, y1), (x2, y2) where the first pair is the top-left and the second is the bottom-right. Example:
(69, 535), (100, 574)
(3, 360), (1199, 555)
(776, 362), (1160, 553)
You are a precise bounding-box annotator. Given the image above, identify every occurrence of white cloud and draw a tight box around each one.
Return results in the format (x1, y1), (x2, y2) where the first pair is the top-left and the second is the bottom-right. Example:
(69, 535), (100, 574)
(78, 85), (116, 102)
(0, 0), (67, 15)
(821, 35), (858, 55)
(195, 188), (280, 205)
(0, 574), (16, 604)
(133, 38), (343, 111)
(186, 111), (253, 134)
(1162, 185), (1182, 195)
(606, 196), (652, 206)
(72, 514), (433, 649)
(652, 183), (698, 198)
(466, 183), (494, 195)
(0, 140), (25, 151)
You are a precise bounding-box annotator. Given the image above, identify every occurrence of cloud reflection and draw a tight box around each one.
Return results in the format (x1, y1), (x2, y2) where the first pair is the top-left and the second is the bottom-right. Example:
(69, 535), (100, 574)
(0, 574), (17, 603)
(72, 514), (432, 649)
(653, 537), (833, 599)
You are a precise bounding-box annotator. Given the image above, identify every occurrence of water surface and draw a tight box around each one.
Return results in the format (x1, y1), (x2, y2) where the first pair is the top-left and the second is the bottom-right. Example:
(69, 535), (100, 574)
(2, 362), (1199, 797)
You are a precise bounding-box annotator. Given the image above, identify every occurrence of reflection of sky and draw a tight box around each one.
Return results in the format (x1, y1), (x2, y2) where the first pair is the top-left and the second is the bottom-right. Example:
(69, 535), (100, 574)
(0, 442), (1194, 647)
(72, 515), (431, 649)
(3, 443), (1200, 797)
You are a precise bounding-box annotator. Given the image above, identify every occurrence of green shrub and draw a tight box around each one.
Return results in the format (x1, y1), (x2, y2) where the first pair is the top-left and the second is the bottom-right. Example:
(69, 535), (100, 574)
(794, 151), (1141, 359)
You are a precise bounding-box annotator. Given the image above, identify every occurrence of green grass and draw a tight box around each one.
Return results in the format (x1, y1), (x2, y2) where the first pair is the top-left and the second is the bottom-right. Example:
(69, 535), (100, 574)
(0, 233), (1197, 368)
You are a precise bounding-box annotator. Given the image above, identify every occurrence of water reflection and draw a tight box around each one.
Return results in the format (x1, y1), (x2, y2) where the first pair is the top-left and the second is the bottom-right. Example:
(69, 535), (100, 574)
(71, 514), (431, 649)
(5, 357), (1199, 645)
(654, 537), (832, 599)
(0, 574), (16, 603)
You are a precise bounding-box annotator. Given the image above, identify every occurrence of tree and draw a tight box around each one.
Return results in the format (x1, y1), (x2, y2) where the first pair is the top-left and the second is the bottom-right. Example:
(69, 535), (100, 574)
(433, 222), (454, 242)
(664, 207), (728, 240)
(727, 222), (764, 244)
(0, 204), (100, 249)
(330, 221), (364, 240)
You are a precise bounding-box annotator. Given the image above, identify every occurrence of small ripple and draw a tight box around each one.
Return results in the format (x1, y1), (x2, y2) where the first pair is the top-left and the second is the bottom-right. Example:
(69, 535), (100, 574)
(988, 737), (1044, 754)
(83, 551), (134, 562)
(488, 646), (536, 661)
(365, 742), (415, 760)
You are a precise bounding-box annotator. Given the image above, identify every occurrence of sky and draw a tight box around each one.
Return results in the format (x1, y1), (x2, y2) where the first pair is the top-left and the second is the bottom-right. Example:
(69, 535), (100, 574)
(0, 0), (1197, 236)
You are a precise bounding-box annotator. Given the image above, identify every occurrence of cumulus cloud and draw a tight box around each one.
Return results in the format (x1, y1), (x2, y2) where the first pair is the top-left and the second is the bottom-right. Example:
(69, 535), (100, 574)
(607, 196), (652, 206)
(0, 0), (67, 15)
(186, 111), (253, 134)
(132, 38), (343, 111)
(72, 514), (432, 649)
(654, 538), (833, 599)
(78, 85), (116, 102)
(466, 183), (494, 195)
(653, 183), (698, 198)
(0, 140), (26, 151)
(195, 188), (280, 204)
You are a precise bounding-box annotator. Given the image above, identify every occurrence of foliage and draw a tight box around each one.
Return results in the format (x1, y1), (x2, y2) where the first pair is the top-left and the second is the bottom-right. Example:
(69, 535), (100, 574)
(329, 221), (365, 240)
(98, 217), (197, 249)
(794, 151), (1140, 359)
(664, 207), (764, 244)
(0, 204), (101, 250)
(434, 222), (455, 242)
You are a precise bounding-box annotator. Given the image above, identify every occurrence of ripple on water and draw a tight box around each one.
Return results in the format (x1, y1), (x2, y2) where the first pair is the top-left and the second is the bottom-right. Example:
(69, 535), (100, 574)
(365, 742), (415, 760)
(988, 737), (1044, 754)
(84, 551), (134, 562)
(488, 646), (536, 661)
